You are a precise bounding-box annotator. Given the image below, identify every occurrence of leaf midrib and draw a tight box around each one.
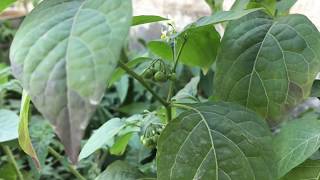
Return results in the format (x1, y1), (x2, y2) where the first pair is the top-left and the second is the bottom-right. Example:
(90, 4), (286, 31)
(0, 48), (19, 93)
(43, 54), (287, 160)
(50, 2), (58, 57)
(65, 0), (86, 153)
(171, 108), (257, 179)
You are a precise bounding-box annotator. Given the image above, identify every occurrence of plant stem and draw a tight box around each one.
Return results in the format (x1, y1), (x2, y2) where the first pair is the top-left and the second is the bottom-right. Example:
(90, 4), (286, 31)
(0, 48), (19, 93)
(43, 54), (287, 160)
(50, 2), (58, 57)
(118, 61), (169, 107)
(1, 145), (24, 180)
(166, 37), (188, 112)
(173, 37), (187, 71)
(48, 147), (86, 180)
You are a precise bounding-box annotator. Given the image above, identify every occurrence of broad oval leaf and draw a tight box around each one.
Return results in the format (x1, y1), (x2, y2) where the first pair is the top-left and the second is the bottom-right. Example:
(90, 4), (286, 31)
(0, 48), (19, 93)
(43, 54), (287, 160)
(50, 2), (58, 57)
(214, 11), (320, 123)
(0, 109), (19, 142)
(157, 102), (275, 180)
(273, 112), (320, 178)
(281, 160), (320, 180)
(10, 0), (132, 162)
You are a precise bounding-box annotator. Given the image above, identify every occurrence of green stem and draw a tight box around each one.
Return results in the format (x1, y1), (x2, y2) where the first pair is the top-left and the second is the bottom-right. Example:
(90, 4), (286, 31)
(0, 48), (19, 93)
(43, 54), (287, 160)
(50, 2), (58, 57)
(48, 147), (86, 180)
(1, 145), (24, 180)
(118, 61), (169, 107)
(172, 37), (187, 71)
(118, 61), (172, 122)
(166, 37), (188, 109)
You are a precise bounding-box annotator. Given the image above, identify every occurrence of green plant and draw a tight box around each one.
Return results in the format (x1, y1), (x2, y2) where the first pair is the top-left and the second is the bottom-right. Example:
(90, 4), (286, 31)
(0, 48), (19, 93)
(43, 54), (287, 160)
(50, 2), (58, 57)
(1, 0), (320, 179)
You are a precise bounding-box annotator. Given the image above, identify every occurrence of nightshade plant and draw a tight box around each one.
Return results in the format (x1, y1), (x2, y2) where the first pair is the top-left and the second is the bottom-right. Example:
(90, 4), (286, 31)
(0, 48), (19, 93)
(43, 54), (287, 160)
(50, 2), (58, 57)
(2, 0), (320, 179)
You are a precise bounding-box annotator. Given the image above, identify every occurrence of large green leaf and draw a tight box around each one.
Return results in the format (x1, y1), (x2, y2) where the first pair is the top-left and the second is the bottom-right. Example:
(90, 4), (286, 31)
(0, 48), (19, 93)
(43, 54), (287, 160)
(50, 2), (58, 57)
(96, 160), (143, 180)
(0, 110), (19, 143)
(10, 0), (132, 162)
(273, 112), (320, 178)
(0, 0), (16, 13)
(281, 160), (320, 180)
(214, 11), (320, 123)
(157, 102), (275, 180)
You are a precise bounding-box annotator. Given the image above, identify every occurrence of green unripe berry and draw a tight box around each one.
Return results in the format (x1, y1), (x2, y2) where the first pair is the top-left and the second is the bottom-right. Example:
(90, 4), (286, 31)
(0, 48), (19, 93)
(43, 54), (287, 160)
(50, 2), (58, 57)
(142, 69), (154, 79)
(154, 71), (167, 82)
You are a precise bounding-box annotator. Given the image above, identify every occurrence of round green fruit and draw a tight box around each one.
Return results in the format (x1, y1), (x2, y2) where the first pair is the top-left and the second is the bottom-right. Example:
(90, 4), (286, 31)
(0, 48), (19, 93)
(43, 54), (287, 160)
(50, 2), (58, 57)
(154, 71), (167, 82)
(142, 69), (154, 79)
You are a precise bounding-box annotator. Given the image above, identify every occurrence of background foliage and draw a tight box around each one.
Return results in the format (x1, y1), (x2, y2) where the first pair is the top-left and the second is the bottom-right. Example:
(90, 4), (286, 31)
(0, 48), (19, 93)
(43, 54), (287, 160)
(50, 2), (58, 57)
(0, 0), (320, 180)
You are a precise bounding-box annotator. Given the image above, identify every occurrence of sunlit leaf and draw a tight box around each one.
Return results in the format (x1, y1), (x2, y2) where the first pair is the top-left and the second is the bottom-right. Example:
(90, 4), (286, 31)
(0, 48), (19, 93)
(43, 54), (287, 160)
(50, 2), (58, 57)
(214, 11), (320, 123)
(273, 112), (320, 178)
(10, 0), (132, 162)
(157, 102), (275, 180)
